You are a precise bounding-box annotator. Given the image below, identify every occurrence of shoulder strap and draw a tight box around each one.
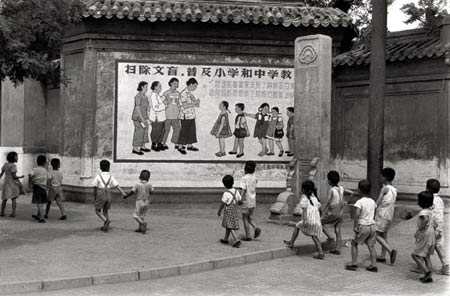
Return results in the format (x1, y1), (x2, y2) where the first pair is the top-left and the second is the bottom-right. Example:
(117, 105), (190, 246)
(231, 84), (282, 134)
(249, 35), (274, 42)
(228, 189), (236, 203)
(99, 174), (111, 188)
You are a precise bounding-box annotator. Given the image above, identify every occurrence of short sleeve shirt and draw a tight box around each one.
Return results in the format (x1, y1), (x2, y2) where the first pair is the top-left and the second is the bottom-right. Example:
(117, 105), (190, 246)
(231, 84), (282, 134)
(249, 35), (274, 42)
(179, 90), (198, 120)
(221, 188), (242, 205)
(299, 194), (321, 209)
(49, 170), (63, 187)
(92, 172), (119, 189)
(240, 174), (257, 208)
(376, 184), (397, 221)
(432, 194), (444, 232)
(132, 181), (153, 202)
(354, 197), (376, 226)
(31, 167), (49, 187)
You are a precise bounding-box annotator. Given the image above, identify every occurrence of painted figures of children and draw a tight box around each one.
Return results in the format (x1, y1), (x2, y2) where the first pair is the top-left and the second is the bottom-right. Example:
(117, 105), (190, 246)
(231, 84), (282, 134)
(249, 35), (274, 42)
(210, 100), (233, 157)
(246, 103), (270, 157)
(0, 152), (25, 217)
(229, 103), (250, 158)
(266, 106), (284, 157)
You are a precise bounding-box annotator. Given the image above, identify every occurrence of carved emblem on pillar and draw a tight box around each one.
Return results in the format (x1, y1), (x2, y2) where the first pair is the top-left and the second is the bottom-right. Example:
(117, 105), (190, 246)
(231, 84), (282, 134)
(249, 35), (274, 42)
(297, 45), (318, 65)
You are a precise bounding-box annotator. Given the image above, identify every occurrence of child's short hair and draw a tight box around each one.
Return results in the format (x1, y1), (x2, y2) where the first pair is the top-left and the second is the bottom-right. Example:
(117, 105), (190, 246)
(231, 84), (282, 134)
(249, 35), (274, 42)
(6, 151), (18, 163)
(327, 170), (340, 186)
(272, 107), (279, 113)
(137, 81), (148, 91)
(187, 78), (198, 86)
(150, 81), (160, 90)
(36, 155), (46, 166)
(426, 178), (440, 194)
(168, 78), (179, 86)
(358, 179), (371, 195)
(287, 107), (294, 113)
(382, 167), (396, 182)
(259, 103), (269, 110)
(244, 161), (256, 174)
(50, 158), (60, 170)
(139, 170), (151, 181)
(222, 175), (234, 189)
(235, 103), (245, 111)
(99, 160), (110, 172)
(417, 191), (434, 209)
(221, 100), (229, 110)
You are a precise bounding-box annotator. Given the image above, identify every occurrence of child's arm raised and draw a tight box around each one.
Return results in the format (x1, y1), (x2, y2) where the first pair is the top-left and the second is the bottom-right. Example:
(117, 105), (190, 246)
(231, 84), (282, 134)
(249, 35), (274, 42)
(243, 112), (257, 119)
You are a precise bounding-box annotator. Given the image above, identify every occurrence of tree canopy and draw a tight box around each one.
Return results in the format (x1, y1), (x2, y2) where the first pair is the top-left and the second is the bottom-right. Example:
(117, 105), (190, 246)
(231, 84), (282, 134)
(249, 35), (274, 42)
(0, 0), (82, 85)
(401, 0), (449, 28)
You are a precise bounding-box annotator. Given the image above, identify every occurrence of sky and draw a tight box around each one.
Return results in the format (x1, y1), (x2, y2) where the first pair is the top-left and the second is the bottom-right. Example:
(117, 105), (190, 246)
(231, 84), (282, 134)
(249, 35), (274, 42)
(388, 0), (449, 31)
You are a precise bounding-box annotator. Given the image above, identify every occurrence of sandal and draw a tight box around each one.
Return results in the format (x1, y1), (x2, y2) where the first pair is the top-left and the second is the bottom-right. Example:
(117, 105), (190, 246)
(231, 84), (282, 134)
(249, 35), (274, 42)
(236, 153), (244, 158)
(254, 228), (261, 239)
(232, 241), (241, 248)
(219, 239), (229, 244)
(278, 151), (284, 157)
(329, 249), (341, 255)
(228, 151), (237, 155)
(376, 257), (386, 263)
(345, 264), (358, 271)
(366, 265), (378, 272)
(242, 237), (252, 241)
(283, 240), (293, 248)
(313, 253), (325, 260)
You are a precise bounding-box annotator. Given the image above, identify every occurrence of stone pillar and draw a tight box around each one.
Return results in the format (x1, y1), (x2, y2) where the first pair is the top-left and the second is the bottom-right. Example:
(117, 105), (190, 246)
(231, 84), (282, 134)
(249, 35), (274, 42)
(294, 35), (332, 201)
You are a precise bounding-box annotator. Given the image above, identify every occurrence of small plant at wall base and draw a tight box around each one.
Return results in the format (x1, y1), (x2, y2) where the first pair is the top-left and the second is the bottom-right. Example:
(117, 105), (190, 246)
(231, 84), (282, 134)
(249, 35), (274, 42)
(0, 0), (83, 85)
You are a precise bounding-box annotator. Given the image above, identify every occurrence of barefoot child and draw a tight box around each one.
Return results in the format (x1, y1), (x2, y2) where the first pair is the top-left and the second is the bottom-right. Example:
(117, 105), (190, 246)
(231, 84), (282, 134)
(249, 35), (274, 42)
(29, 155), (49, 223)
(411, 191), (435, 283)
(375, 167), (398, 265)
(266, 107), (284, 157)
(345, 180), (378, 272)
(286, 107), (295, 157)
(217, 175), (242, 248)
(210, 101), (232, 157)
(124, 170), (153, 234)
(229, 103), (250, 158)
(239, 161), (261, 241)
(0, 152), (25, 217)
(321, 170), (345, 255)
(246, 103), (270, 156)
(284, 180), (324, 259)
(92, 160), (126, 232)
(426, 179), (449, 275)
(45, 158), (67, 220)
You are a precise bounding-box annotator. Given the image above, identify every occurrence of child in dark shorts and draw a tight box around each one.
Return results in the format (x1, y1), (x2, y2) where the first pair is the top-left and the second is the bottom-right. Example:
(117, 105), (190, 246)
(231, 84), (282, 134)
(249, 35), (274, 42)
(92, 160), (126, 232)
(29, 155), (49, 223)
(45, 158), (67, 220)
(345, 180), (378, 272)
(229, 103), (250, 158)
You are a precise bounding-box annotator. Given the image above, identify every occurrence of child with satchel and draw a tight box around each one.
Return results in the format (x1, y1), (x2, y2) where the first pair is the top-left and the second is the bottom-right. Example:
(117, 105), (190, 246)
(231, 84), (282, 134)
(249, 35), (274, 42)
(217, 175), (242, 248)
(229, 103), (250, 158)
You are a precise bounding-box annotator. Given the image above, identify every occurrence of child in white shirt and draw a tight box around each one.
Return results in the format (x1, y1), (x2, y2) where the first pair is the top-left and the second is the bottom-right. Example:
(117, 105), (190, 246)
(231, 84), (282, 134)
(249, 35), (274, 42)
(239, 161), (261, 241)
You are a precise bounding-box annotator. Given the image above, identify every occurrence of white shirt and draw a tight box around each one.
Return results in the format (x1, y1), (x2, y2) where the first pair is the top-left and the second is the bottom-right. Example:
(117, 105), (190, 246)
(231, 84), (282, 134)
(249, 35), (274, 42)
(432, 193), (444, 232)
(376, 184), (397, 221)
(221, 188), (242, 205)
(354, 197), (376, 226)
(328, 185), (344, 207)
(149, 92), (166, 122)
(240, 174), (257, 208)
(92, 172), (119, 189)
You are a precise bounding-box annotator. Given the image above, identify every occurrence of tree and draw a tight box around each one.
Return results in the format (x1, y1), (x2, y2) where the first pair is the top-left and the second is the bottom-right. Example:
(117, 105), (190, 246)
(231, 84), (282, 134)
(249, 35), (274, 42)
(0, 0), (82, 85)
(401, 0), (449, 28)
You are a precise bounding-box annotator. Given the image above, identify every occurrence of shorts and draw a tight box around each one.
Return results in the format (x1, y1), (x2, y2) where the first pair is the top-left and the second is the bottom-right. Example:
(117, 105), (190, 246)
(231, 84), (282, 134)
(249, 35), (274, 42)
(241, 207), (255, 216)
(353, 224), (376, 246)
(375, 217), (392, 233)
(48, 187), (63, 202)
(321, 214), (343, 225)
(95, 196), (112, 211)
(133, 200), (149, 220)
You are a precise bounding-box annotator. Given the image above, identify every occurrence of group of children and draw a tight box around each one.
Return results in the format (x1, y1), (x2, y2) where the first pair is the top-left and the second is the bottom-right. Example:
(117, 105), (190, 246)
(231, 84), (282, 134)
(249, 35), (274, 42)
(210, 102), (295, 158)
(0, 152), (66, 222)
(277, 167), (448, 283)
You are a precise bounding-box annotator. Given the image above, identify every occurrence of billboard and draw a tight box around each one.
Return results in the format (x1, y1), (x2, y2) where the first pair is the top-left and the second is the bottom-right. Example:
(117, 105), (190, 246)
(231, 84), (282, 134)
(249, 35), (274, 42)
(115, 61), (294, 162)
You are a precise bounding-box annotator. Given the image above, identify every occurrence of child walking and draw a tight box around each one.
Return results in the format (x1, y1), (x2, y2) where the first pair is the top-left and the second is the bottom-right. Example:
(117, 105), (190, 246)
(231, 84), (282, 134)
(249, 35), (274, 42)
(321, 170), (345, 255)
(0, 152), (25, 217)
(426, 179), (449, 275)
(29, 155), (49, 223)
(239, 161), (261, 241)
(345, 180), (378, 272)
(92, 160), (126, 232)
(246, 103), (270, 156)
(375, 167), (398, 265)
(124, 170), (153, 234)
(265, 107), (284, 157)
(45, 158), (67, 220)
(217, 175), (242, 248)
(411, 191), (435, 283)
(229, 103), (250, 158)
(210, 101), (233, 157)
(286, 107), (295, 157)
(284, 180), (324, 259)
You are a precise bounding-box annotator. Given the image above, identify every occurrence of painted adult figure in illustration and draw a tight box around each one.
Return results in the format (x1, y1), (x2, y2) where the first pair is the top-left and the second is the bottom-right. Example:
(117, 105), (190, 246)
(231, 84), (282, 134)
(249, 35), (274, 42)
(178, 78), (200, 153)
(162, 78), (185, 154)
(131, 81), (151, 155)
(149, 81), (166, 152)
